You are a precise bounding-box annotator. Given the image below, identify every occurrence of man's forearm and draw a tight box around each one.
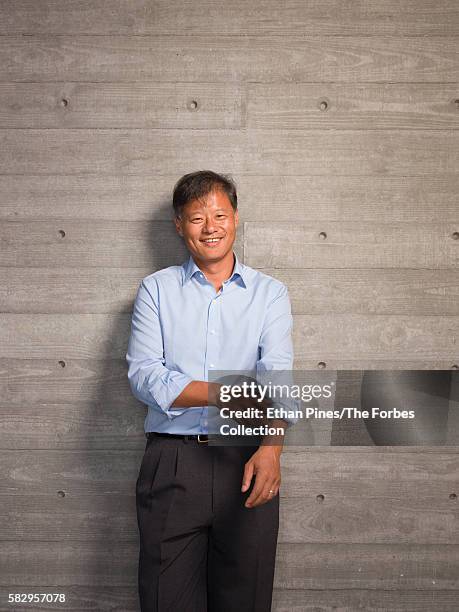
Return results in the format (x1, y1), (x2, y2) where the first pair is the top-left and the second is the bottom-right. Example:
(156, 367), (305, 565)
(171, 381), (221, 408)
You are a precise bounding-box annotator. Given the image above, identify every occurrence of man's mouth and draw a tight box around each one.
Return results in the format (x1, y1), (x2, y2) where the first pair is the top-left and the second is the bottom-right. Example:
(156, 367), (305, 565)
(200, 237), (224, 246)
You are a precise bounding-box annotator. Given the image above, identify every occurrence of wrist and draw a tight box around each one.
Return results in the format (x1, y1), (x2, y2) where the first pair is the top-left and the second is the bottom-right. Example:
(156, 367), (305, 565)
(258, 444), (283, 462)
(260, 419), (286, 455)
(208, 382), (221, 406)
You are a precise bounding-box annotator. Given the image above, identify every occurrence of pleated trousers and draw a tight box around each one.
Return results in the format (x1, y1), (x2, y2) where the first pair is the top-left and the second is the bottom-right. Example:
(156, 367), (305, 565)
(136, 434), (279, 612)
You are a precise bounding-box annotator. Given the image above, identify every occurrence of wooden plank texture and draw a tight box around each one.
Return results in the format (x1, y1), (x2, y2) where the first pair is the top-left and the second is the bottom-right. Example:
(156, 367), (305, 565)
(0, 585), (456, 612)
(0, 0), (457, 606)
(274, 542), (459, 590)
(0, 129), (458, 175)
(0, 220), (244, 267)
(0, 369), (457, 448)
(3, 218), (457, 271)
(271, 588), (459, 611)
(0, 400), (146, 450)
(2, 400), (456, 450)
(1, 0), (458, 36)
(248, 83), (459, 130)
(0, 174), (178, 220)
(1, 314), (457, 360)
(0, 587), (458, 612)
(292, 359), (459, 370)
(260, 269), (459, 316)
(0, 82), (244, 129)
(2, 449), (457, 494)
(1, 36), (458, 83)
(1, 541), (458, 588)
(3, 449), (457, 493)
(0, 175), (457, 223)
(292, 315), (458, 362)
(2, 268), (458, 315)
(0, 358), (134, 405)
(0, 268), (149, 313)
(237, 175), (459, 223)
(245, 222), (459, 269)
(1, 450), (457, 543)
(0, 586), (139, 612)
(1, 494), (456, 544)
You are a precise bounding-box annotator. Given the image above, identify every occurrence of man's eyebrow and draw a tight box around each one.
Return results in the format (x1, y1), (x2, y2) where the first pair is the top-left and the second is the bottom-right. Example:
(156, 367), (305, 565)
(190, 209), (228, 214)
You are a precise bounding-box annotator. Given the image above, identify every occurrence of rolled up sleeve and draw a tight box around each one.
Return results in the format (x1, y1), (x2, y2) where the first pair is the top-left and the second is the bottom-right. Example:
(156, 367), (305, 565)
(257, 282), (299, 426)
(126, 279), (193, 419)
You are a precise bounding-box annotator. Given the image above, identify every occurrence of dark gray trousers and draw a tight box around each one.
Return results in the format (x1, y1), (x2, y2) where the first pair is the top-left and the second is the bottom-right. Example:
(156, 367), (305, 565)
(136, 434), (280, 612)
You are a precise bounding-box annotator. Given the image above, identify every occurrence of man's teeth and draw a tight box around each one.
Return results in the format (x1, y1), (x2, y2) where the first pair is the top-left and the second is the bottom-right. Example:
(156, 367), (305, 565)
(202, 238), (222, 242)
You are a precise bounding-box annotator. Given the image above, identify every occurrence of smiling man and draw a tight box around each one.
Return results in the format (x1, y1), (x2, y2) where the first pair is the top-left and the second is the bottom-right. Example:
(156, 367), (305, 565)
(126, 170), (295, 612)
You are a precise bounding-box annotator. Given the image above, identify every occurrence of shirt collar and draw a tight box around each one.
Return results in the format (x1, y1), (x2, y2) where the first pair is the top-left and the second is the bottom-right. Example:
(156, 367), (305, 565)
(182, 251), (248, 288)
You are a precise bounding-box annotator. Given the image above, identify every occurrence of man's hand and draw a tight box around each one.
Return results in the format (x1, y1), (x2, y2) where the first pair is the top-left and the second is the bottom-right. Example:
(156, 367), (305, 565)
(241, 445), (282, 508)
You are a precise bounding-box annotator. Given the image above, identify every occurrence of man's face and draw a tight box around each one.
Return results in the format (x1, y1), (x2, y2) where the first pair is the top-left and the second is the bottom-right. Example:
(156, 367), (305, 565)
(174, 189), (239, 264)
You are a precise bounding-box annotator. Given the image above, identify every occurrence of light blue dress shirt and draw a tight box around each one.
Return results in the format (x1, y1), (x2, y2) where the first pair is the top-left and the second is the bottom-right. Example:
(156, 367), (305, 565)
(126, 251), (295, 434)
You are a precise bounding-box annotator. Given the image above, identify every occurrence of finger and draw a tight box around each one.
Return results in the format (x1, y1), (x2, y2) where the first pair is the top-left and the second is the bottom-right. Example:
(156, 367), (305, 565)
(250, 479), (280, 508)
(245, 473), (268, 508)
(241, 461), (254, 493)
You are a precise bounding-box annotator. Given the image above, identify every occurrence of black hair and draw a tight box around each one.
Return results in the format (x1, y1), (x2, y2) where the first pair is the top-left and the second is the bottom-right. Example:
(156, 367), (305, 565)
(172, 170), (237, 218)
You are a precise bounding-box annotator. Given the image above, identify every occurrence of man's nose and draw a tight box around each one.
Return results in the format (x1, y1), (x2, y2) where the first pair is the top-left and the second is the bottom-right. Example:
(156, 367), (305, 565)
(203, 218), (217, 232)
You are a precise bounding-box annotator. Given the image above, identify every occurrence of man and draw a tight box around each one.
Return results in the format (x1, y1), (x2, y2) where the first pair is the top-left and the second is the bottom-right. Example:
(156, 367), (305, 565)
(126, 170), (295, 611)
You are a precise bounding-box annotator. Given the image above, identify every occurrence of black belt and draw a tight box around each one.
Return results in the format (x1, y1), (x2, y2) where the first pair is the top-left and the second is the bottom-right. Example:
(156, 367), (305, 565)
(146, 432), (209, 444)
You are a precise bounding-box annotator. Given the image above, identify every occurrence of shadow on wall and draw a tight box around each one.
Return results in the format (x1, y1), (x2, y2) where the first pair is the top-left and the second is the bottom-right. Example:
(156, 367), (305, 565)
(361, 370), (455, 445)
(330, 370), (457, 446)
(286, 370), (457, 447)
(81, 198), (188, 605)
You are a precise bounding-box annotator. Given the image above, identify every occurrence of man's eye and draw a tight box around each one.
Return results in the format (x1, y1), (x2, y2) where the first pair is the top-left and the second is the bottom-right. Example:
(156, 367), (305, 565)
(217, 215), (226, 218)
(191, 218), (203, 222)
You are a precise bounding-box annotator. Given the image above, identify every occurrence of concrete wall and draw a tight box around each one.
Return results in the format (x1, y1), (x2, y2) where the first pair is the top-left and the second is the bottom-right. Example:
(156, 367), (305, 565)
(1, 1), (458, 610)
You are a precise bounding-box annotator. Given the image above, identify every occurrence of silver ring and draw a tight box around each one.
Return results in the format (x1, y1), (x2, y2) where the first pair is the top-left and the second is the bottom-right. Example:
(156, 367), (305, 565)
(269, 489), (275, 495)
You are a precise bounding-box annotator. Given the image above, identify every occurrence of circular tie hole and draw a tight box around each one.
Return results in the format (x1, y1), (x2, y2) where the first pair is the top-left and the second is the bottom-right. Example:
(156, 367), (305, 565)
(187, 99), (199, 111)
(58, 360), (66, 368)
(454, 99), (459, 109)
(317, 361), (327, 369)
(60, 98), (69, 107)
(319, 100), (328, 111)
(57, 490), (66, 498)
(319, 232), (327, 240)
(452, 364), (458, 370)
(316, 494), (325, 502)
(58, 229), (65, 238)
(452, 231), (459, 240)
(449, 493), (457, 500)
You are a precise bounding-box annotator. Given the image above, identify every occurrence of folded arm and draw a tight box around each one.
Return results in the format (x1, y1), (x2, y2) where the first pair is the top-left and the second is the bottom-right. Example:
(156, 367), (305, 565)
(126, 279), (218, 418)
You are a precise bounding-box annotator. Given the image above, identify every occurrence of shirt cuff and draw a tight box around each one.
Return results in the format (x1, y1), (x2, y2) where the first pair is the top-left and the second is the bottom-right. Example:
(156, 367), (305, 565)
(154, 372), (194, 420)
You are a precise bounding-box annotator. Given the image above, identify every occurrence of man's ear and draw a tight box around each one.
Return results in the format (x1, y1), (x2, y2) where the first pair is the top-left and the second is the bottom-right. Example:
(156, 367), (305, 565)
(234, 209), (239, 228)
(174, 216), (183, 237)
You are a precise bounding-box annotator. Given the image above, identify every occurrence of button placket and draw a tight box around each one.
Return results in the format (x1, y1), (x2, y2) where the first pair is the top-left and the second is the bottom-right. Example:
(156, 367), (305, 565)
(205, 294), (220, 376)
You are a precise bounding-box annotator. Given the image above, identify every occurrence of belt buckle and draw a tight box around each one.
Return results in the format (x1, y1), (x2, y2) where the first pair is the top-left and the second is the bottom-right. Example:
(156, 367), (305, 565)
(197, 434), (208, 444)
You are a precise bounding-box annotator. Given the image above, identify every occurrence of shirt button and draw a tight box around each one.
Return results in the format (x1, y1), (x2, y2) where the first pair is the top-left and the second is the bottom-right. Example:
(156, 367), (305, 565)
(210, 329), (216, 335)
(209, 363), (215, 368)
